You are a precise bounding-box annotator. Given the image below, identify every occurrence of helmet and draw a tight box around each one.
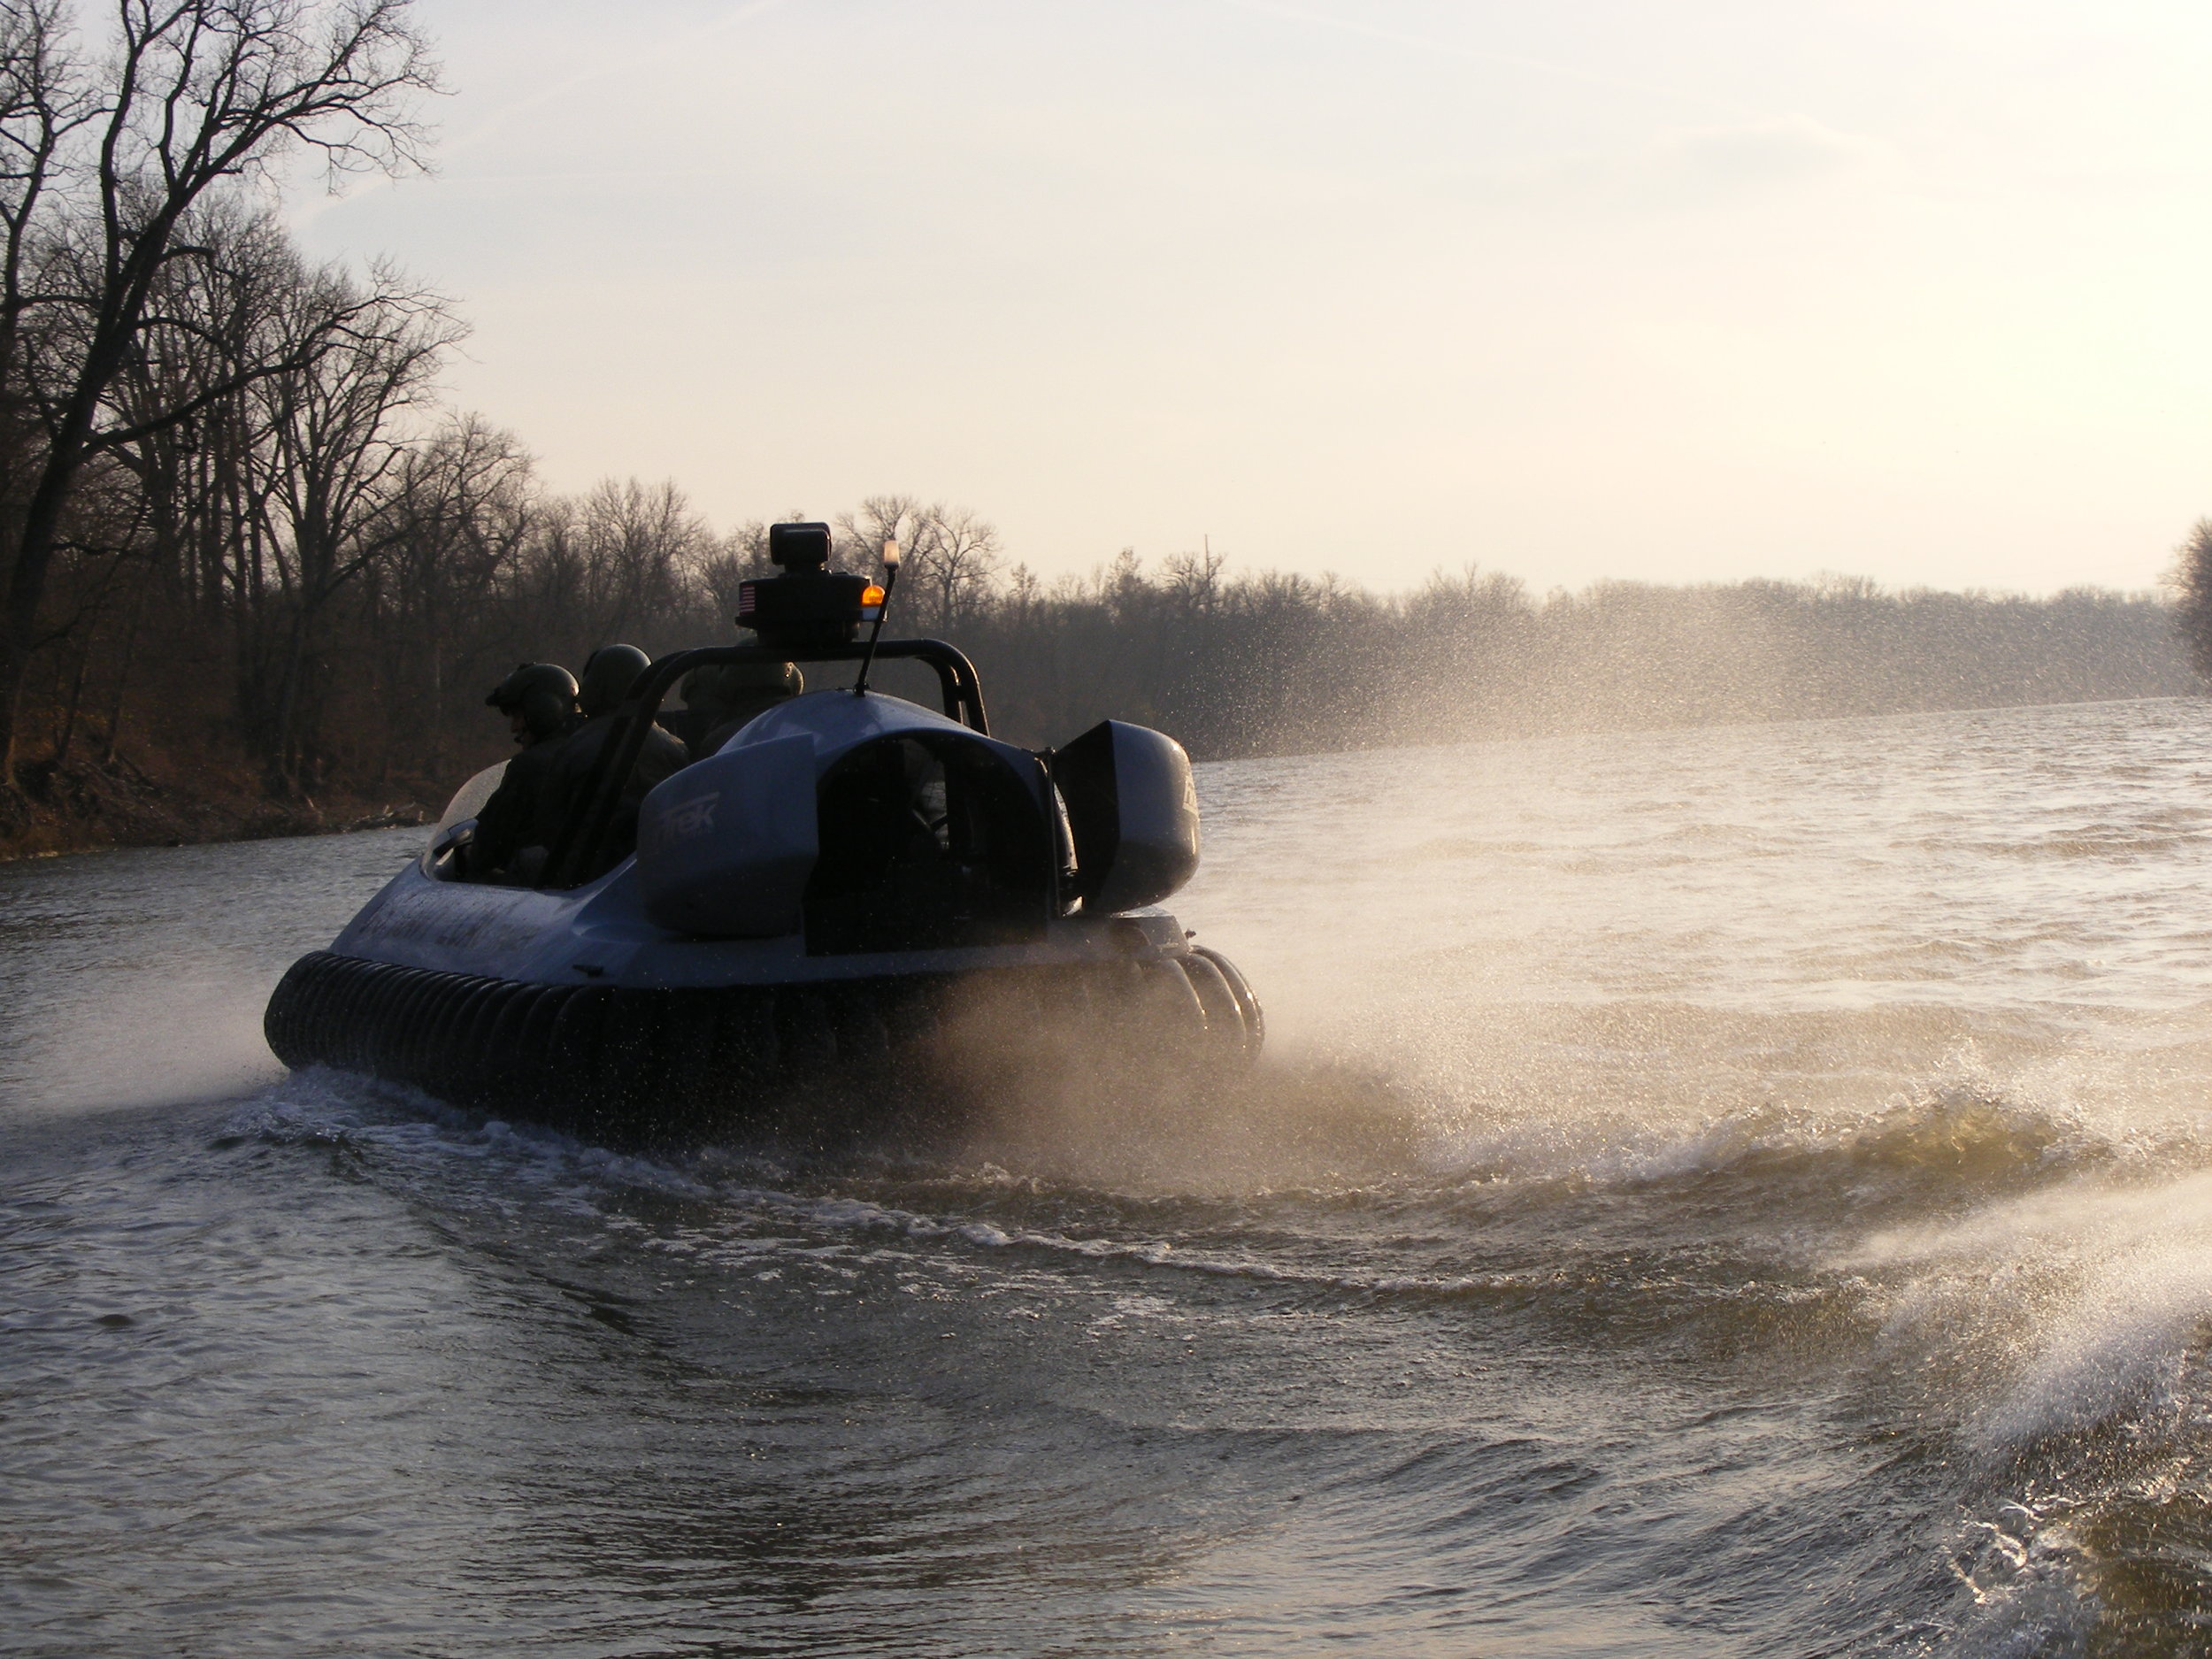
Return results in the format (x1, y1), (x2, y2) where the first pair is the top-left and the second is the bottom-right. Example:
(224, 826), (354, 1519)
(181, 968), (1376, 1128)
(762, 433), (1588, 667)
(486, 662), (578, 741)
(578, 643), (652, 718)
(680, 660), (803, 713)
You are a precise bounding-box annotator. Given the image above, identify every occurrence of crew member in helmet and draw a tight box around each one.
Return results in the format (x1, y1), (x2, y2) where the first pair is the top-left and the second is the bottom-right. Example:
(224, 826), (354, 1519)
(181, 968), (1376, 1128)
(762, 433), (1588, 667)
(575, 642), (657, 725)
(468, 662), (581, 881)
(672, 658), (803, 761)
(541, 643), (691, 878)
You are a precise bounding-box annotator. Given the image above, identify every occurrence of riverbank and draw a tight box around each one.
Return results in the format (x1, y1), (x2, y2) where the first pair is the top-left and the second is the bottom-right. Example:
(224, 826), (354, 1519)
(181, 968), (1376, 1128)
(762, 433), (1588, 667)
(0, 750), (426, 862)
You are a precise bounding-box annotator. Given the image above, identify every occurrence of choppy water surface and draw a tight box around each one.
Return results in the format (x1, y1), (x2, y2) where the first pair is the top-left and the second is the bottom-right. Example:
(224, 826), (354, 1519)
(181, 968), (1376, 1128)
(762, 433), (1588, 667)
(12, 699), (2212, 1655)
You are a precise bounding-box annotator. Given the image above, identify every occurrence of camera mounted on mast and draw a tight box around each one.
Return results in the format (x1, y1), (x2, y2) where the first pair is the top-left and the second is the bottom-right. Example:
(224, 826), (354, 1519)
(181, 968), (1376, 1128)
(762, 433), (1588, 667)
(735, 522), (872, 652)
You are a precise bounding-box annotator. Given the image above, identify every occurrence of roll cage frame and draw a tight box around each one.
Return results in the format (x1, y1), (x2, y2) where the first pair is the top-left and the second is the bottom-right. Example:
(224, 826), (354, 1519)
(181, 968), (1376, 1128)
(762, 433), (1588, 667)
(540, 638), (990, 890)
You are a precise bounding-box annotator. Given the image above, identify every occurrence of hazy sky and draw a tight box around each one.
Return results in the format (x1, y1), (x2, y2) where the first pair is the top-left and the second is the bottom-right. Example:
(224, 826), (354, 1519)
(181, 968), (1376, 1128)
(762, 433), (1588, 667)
(290, 0), (2212, 595)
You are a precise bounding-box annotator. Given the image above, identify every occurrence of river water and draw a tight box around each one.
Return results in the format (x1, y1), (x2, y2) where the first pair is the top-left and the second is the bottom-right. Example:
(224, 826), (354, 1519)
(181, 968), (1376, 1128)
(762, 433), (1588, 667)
(9, 696), (2212, 1656)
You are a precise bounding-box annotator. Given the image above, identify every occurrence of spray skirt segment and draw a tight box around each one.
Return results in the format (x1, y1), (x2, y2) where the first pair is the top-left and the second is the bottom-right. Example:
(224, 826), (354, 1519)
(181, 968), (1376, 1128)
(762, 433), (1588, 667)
(264, 524), (1262, 1144)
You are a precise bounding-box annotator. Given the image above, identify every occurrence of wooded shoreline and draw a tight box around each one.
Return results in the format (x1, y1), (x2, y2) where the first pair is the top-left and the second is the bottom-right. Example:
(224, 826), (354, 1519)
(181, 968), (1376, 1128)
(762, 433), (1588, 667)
(4, 564), (2192, 862)
(1, 748), (426, 861)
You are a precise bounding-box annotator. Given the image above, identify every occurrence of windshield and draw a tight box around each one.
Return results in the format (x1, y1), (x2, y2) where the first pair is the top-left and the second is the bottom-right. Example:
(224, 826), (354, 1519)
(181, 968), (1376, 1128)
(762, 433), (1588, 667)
(434, 760), (508, 835)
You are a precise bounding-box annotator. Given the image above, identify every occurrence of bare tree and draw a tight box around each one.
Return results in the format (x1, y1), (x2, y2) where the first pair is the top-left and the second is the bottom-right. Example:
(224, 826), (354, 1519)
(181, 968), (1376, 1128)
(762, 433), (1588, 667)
(365, 411), (532, 776)
(834, 493), (922, 565)
(1164, 543), (1226, 616)
(829, 489), (1000, 633)
(106, 197), (298, 617)
(0, 0), (439, 795)
(567, 476), (708, 649)
(245, 259), (461, 791)
(2170, 518), (2212, 684)
(0, 2), (88, 506)
(914, 503), (1000, 633)
(839, 493), (1005, 628)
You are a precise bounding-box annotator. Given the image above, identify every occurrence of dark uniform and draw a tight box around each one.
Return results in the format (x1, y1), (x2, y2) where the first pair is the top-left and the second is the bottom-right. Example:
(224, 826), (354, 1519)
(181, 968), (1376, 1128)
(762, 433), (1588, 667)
(675, 660), (803, 761)
(542, 714), (690, 876)
(469, 662), (581, 882)
(471, 728), (576, 879)
(541, 642), (694, 879)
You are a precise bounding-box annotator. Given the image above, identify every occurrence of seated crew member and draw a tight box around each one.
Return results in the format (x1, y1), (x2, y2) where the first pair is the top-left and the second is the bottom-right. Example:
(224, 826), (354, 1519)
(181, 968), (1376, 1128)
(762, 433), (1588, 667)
(467, 662), (581, 882)
(543, 643), (691, 876)
(674, 659), (803, 761)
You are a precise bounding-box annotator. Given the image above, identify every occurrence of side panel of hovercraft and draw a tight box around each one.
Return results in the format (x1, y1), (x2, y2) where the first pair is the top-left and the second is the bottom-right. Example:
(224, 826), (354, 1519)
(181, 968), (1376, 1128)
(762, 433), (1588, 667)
(636, 733), (818, 936)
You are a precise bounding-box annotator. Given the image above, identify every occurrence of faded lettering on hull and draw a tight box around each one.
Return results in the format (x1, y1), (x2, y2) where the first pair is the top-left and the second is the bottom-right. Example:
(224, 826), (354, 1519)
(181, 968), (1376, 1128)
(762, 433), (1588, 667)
(350, 879), (547, 956)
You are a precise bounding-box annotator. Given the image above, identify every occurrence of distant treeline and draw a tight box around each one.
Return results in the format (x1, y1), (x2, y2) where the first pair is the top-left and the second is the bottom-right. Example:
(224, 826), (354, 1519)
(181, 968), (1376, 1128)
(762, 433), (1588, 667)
(0, 3), (2195, 852)
(961, 562), (2193, 757)
(13, 446), (2195, 812)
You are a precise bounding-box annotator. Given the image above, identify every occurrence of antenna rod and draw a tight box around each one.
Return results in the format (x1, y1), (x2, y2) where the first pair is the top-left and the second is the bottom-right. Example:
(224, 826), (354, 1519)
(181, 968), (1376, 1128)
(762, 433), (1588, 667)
(851, 541), (901, 697)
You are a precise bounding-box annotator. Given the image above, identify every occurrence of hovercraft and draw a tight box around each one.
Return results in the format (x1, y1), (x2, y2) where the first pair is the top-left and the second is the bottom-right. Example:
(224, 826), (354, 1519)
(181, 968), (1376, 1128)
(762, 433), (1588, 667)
(263, 523), (1262, 1146)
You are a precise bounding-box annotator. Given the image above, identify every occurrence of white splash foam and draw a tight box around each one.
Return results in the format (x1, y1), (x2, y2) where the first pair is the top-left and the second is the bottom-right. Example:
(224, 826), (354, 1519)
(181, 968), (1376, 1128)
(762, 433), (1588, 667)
(1848, 1170), (2212, 1447)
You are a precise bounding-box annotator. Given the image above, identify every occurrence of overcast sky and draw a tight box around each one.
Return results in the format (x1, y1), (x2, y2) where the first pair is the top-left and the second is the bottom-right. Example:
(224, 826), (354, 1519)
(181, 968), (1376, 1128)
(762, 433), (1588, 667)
(290, 0), (2212, 595)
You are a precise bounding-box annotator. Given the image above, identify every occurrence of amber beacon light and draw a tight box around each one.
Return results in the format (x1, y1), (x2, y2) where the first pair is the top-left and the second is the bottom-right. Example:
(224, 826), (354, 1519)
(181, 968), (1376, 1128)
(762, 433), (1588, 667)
(851, 539), (902, 697)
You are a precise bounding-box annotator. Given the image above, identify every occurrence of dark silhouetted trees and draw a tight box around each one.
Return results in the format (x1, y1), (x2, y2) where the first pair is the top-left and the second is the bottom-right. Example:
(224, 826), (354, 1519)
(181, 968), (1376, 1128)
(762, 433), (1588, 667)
(2168, 518), (2212, 684)
(0, 0), (437, 803)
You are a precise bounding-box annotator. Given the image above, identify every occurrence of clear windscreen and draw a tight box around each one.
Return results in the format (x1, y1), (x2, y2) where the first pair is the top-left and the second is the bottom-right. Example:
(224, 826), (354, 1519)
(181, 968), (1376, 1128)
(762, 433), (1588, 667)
(434, 760), (509, 835)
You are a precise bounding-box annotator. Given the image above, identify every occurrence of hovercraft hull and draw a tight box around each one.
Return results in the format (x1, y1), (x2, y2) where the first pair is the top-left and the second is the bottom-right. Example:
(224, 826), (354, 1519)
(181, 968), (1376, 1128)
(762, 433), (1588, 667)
(264, 940), (1259, 1146)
